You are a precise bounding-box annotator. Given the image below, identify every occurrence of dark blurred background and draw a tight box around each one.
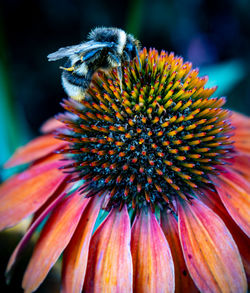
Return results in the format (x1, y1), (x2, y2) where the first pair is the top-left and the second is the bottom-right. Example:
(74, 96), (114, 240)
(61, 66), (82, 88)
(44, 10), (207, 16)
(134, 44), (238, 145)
(1, 0), (250, 164)
(0, 0), (250, 291)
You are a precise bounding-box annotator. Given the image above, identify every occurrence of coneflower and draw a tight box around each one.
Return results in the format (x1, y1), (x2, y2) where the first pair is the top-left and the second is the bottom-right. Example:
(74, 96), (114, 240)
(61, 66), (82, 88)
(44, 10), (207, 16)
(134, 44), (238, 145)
(57, 48), (233, 212)
(0, 48), (249, 293)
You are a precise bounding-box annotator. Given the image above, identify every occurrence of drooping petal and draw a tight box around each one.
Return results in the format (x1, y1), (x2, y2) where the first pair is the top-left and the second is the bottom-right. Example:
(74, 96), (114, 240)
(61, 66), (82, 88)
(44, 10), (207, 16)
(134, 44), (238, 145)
(83, 205), (132, 293)
(231, 111), (250, 155)
(4, 134), (67, 168)
(197, 188), (250, 284)
(178, 198), (247, 293)
(30, 178), (74, 224)
(161, 212), (198, 293)
(0, 160), (67, 230)
(131, 208), (175, 293)
(22, 190), (89, 293)
(40, 118), (65, 133)
(6, 186), (68, 276)
(212, 168), (250, 237)
(62, 194), (103, 293)
(231, 111), (250, 127)
(31, 153), (68, 168)
(234, 137), (250, 155)
(226, 153), (250, 181)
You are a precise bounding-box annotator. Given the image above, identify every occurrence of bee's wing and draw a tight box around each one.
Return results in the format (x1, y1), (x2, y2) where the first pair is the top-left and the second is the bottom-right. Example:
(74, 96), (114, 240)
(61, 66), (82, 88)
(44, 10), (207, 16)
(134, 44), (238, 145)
(47, 41), (113, 61)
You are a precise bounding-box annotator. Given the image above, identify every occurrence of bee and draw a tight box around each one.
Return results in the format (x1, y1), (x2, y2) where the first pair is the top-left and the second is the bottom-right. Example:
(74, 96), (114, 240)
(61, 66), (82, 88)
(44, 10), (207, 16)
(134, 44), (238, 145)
(47, 27), (141, 101)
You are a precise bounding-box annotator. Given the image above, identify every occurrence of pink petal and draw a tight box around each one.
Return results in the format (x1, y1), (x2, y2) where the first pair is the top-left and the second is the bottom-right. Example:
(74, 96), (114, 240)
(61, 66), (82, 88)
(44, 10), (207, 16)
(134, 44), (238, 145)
(83, 205), (132, 292)
(0, 160), (67, 230)
(5, 134), (67, 168)
(131, 208), (175, 293)
(6, 186), (68, 275)
(61, 194), (103, 293)
(198, 188), (250, 284)
(231, 111), (250, 155)
(31, 153), (68, 168)
(40, 118), (65, 134)
(178, 198), (247, 293)
(29, 178), (74, 224)
(231, 111), (250, 126)
(212, 168), (250, 237)
(161, 212), (198, 293)
(226, 153), (250, 181)
(22, 190), (90, 293)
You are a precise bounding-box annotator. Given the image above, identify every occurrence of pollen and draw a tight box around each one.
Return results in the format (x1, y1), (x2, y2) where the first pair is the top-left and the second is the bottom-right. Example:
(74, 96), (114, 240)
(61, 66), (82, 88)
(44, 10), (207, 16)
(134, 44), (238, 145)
(56, 48), (234, 211)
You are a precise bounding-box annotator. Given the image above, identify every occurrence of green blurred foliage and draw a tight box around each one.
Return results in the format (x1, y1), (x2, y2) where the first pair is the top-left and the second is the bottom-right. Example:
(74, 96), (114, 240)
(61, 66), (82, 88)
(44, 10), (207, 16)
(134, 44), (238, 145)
(0, 40), (19, 164)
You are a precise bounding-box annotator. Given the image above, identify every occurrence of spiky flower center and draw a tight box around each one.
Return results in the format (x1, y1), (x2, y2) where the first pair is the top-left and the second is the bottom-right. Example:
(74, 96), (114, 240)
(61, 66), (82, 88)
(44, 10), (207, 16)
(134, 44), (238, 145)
(57, 48), (233, 210)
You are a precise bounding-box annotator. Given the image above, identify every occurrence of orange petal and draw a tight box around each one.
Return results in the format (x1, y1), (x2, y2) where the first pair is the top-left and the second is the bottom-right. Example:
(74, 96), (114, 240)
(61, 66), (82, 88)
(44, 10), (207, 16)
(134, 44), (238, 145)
(6, 178), (73, 276)
(5, 134), (67, 168)
(22, 190), (89, 293)
(83, 205), (132, 292)
(30, 178), (74, 224)
(131, 208), (175, 293)
(231, 111), (250, 128)
(62, 194), (103, 293)
(212, 168), (250, 237)
(178, 198), (247, 293)
(197, 188), (250, 284)
(161, 212), (198, 293)
(234, 139), (250, 155)
(6, 186), (68, 275)
(40, 117), (65, 133)
(0, 160), (67, 230)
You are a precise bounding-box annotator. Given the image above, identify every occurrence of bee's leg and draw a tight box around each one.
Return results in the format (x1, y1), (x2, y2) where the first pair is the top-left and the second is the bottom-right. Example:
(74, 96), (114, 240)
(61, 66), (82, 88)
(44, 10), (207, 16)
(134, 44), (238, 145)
(86, 69), (94, 81)
(79, 69), (94, 95)
(107, 52), (121, 67)
(123, 51), (130, 62)
(59, 59), (75, 72)
(60, 65), (75, 72)
(107, 52), (123, 92)
(117, 66), (123, 93)
(135, 47), (142, 70)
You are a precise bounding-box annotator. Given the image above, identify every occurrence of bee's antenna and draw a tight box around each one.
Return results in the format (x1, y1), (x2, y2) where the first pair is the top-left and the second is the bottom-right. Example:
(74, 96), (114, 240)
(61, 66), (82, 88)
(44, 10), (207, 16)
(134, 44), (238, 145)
(135, 47), (142, 70)
(117, 66), (123, 93)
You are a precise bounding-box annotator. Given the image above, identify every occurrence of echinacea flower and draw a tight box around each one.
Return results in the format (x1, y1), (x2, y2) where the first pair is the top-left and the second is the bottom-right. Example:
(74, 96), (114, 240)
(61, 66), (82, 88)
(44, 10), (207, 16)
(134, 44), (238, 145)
(1, 48), (249, 293)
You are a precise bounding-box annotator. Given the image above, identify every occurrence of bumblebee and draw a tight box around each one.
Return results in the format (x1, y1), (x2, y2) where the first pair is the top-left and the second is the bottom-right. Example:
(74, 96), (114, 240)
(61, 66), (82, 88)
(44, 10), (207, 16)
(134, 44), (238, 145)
(48, 27), (141, 101)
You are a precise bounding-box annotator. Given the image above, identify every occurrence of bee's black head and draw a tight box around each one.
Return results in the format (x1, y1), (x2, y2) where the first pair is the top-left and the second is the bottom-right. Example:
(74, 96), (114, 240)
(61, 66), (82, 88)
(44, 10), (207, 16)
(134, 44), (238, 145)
(123, 34), (141, 65)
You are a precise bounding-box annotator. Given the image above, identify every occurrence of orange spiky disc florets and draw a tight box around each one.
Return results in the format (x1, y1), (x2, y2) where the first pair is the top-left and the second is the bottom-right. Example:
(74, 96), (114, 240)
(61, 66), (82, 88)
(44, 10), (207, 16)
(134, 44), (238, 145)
(56, 48), (234, 210)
